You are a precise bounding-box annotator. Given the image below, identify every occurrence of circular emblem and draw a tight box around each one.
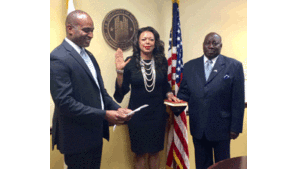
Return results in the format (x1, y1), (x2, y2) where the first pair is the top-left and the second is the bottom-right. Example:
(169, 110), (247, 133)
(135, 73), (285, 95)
(102, 9), (139, 51)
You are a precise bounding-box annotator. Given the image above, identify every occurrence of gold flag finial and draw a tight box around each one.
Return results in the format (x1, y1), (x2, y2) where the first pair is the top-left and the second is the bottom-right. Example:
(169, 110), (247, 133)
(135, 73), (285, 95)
(172, 0), (180, 4)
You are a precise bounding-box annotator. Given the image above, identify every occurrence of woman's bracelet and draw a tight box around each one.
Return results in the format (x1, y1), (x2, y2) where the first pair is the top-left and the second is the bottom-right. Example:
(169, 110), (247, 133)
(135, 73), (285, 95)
(116, 69), (124, 74)
(166, 92), (173, 98)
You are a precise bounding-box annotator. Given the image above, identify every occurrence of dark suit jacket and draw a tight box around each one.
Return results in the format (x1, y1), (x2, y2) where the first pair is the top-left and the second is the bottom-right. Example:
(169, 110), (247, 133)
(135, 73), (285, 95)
(50, 40), (120, 154)
(177, 55), (245, 141)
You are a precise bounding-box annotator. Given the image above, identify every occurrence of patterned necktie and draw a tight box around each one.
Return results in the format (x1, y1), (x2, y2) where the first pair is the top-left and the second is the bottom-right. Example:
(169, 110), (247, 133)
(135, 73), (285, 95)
(205, 60), (213, 81)
(80, 48), (104, 110)
(81, 49), (97, 82)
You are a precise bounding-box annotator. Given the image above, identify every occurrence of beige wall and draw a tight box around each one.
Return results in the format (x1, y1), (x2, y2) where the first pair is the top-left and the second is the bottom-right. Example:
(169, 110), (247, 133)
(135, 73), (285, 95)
(50, 0), (247, 168)
(179, 0), (247, 63)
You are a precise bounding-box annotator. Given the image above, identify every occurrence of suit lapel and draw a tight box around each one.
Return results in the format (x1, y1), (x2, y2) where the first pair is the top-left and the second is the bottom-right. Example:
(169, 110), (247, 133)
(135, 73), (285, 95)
(198, 56), (207, 85)
(87, 50), (103, 90)
(206, 55), (225, 84)
(85, 50), (109, 111)
(62, 40), (98, 87)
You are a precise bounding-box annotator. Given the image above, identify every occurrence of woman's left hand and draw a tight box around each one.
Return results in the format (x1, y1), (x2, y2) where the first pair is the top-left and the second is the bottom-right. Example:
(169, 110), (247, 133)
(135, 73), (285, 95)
(167, 92), (181, 102)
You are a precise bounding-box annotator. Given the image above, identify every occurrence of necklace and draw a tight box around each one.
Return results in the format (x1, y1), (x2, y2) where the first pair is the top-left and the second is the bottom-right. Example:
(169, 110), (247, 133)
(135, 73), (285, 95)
(140, 57), (156, 92)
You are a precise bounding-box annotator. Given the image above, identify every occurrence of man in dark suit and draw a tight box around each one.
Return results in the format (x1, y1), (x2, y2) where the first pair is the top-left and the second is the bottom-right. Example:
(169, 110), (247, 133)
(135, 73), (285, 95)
(50, 10), (131, 169)
(177, 32), (245, 169)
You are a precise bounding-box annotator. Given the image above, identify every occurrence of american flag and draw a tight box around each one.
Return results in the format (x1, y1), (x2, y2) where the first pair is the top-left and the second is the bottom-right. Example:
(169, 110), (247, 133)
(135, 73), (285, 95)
(166, 1), (189, 169)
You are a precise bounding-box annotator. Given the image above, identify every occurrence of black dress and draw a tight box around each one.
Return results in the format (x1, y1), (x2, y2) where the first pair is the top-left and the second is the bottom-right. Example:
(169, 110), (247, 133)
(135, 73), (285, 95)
(114, 56), (171, 154)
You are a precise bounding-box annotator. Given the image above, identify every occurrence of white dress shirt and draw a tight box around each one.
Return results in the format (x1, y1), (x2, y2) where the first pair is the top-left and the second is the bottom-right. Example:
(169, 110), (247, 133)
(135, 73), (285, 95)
(203, 54), (219, 68)
(65, 38), (81, 55)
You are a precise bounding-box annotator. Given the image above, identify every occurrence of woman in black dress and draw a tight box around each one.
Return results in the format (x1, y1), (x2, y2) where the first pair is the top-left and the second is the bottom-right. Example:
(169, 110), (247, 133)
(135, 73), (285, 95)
(114, 26), (179, 169)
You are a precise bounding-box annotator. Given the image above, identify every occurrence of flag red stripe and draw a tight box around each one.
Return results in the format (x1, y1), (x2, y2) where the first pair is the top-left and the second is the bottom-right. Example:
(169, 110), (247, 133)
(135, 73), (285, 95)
(172, 67), (177, 73)
(174, 144), (188, 169)
(180, 113), (187, 128)
(168, 73), (172, 81)
(174, 118), (189, 155)
(172, 53), (177, 60)
(166, 142), (174, 166)
(168, 57), (173, 66)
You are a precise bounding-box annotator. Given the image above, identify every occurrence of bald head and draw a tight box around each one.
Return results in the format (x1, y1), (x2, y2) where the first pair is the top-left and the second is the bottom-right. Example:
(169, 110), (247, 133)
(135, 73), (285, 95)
(66, 10), (91, 29)
(65, 10), (94, 47)
(204, 32), (222, 43)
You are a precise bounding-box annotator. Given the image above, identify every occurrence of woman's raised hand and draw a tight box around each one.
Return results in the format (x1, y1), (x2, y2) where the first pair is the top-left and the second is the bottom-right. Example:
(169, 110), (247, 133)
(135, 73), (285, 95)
(115, 48), (131, 71)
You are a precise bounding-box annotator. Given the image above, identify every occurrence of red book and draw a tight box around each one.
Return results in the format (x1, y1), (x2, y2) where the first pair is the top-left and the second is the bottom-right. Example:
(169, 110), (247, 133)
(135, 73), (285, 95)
(164, 99), (188, 107)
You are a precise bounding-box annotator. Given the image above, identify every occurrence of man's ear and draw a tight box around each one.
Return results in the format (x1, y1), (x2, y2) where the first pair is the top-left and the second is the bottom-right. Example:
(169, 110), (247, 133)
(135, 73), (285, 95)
(66, 24), (73, 36)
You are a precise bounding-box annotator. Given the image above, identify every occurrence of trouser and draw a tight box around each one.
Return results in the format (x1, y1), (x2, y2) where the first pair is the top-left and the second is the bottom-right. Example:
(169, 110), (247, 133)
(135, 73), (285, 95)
(64, 145), (103, 169)
(193, 135), (230, 169)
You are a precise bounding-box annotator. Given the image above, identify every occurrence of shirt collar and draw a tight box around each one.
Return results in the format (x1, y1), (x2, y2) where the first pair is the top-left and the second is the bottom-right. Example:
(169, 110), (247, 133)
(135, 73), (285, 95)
(65, 37), (83, 56)
(204, 54), (219, 67)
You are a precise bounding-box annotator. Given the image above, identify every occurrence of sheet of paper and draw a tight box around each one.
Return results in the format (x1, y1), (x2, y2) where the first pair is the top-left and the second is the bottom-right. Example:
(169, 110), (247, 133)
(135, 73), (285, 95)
(113, 104), (149, 131)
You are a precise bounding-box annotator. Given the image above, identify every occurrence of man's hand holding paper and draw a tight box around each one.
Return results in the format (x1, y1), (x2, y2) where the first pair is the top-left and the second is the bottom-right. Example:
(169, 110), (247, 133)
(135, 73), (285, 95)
(105, 108), (133, 125)
(117, 108), (133, 121)
(113, 104), (148, 131)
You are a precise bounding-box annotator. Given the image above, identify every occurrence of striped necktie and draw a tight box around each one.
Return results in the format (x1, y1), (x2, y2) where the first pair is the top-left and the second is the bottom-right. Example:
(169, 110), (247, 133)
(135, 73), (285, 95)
(205, 60), (213, 81)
